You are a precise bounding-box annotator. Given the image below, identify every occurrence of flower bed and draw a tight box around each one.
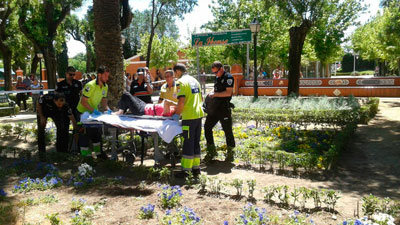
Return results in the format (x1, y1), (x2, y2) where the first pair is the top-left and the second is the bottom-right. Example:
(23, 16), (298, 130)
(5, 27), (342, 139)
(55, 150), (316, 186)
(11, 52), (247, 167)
(206, 123), (356, 172)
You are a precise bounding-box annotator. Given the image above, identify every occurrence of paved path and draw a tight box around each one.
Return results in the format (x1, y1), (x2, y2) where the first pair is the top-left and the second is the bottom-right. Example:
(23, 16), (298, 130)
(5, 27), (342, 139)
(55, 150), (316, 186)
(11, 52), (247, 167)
(0, 111), (37, 123)
(328, 98), (400, 199)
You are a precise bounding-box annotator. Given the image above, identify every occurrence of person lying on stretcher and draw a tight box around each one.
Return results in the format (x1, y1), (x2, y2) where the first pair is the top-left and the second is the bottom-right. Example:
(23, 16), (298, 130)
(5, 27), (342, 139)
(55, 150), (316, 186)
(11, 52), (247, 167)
(115, 92), (176, 117)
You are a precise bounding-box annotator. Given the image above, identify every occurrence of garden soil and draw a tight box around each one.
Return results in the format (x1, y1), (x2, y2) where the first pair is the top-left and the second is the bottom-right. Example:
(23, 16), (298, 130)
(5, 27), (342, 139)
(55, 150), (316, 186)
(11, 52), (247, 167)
(1, 98), (400, 225)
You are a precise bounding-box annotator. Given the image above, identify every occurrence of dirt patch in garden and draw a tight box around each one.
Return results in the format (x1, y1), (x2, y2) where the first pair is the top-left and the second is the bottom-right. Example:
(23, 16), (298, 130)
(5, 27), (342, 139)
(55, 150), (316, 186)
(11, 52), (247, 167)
(1, 98), (400, 224)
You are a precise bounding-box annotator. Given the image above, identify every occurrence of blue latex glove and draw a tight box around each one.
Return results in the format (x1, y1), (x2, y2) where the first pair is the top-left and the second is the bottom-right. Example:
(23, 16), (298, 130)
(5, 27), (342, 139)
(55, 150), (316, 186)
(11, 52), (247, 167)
(92, 109), (101, 116)
(172, 114), (179, 121)
(106, 109), (113, 115)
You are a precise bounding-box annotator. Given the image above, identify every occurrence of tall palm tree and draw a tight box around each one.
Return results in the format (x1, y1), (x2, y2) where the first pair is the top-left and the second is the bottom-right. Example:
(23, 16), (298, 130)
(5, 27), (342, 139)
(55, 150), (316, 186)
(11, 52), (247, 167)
(93, 0), (126, 108)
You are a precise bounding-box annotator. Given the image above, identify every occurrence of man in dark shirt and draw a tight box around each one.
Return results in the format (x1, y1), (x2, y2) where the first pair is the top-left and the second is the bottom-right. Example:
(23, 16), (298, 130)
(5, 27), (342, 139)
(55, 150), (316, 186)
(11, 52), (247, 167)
(130, 67), (153, 103)
(37, 92), (78, 161)
(56, 66), (82, 121)
(204, 61), (236, 163)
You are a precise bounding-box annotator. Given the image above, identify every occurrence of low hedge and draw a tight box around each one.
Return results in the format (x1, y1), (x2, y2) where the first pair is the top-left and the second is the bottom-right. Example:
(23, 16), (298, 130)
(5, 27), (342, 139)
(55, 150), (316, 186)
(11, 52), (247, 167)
(231, 96), (379, 129)
(0, 94), (33, 116)
(359, 98), (380, 124)
(0, 103), (20, 117)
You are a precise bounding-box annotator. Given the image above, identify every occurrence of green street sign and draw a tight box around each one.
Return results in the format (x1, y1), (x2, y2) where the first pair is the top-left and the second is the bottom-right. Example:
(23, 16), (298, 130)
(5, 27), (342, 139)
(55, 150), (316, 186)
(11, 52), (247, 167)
(192, 29), (252, 47)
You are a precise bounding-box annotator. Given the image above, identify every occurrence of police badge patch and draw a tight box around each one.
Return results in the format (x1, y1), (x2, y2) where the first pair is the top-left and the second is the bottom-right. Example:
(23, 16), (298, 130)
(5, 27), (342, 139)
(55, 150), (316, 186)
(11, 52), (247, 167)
(227, 79), (233, 85)
(85, 86), (90, 92)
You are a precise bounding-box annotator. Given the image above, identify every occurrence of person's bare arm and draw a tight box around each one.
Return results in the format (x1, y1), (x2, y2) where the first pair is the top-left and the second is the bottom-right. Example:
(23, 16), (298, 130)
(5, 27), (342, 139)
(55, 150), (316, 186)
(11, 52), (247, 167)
(175, 97), (185, 115)
(144, 76), (153, 94)
(101, 98), (110, 111)
(163, 101), (170, 115)
(80, 96), (94, 112)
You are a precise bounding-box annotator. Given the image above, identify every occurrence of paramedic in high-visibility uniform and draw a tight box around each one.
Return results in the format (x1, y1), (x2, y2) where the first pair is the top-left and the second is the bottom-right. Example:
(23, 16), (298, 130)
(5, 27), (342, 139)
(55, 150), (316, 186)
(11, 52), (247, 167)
(172, 63), (204, 178)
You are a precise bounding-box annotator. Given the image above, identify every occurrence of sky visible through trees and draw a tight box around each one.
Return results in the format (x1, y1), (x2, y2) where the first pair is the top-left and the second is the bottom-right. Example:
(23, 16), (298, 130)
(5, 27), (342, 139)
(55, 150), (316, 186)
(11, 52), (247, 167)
(67, 0), (380, 58)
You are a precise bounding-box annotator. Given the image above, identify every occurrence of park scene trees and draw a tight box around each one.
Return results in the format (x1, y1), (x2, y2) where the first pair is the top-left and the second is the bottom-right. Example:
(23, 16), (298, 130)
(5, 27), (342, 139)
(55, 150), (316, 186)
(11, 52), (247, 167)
(0, 0), (400, 225)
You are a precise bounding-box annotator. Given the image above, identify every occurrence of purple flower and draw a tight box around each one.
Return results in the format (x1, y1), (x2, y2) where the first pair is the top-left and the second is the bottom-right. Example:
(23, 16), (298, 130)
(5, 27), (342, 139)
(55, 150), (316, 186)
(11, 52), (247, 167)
(354, 219), (364, 225)
(223, 221), (229, 225)
(0, 189), (6, 197)
(74, 182), (83, 187)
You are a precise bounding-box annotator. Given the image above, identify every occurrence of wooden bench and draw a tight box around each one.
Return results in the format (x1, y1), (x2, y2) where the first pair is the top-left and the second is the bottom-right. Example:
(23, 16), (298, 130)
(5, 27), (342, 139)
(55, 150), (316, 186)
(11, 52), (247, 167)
(0, 94), (16, 117)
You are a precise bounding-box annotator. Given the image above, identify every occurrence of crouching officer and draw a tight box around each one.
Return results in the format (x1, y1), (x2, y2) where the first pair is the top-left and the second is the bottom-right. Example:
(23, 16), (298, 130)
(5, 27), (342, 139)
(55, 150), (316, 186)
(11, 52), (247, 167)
(204, 61), (235, 162)
(37, 92), (78, 161)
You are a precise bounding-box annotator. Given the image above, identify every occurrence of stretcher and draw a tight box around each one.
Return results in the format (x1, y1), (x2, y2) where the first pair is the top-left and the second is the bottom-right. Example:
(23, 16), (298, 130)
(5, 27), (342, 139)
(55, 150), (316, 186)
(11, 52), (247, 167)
(80, 112), (182, 165)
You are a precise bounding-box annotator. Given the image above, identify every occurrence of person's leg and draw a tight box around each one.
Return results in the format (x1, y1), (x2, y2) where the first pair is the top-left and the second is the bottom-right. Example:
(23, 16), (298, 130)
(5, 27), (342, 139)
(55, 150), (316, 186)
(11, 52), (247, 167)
(22, 94), (27, 110)
(89, 127), (106, 158)
(32, 95), (38, 112)
(178, 120), (195, 176)
(79, 127), (91, 157)
(53, 115), (69, 153)
(204, 115), (219, 162)
(117, 92), (146, 115)
(220, 113), (235, 162)
(37, 115), (47, 161)
(220, 113), (235, 148)
(16, 94), (22, 108)
(192, 118), (202, 176)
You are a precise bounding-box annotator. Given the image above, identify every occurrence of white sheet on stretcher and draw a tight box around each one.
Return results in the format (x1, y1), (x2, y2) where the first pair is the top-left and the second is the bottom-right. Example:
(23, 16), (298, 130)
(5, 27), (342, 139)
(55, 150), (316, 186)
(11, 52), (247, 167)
(80, 112), (182, 143)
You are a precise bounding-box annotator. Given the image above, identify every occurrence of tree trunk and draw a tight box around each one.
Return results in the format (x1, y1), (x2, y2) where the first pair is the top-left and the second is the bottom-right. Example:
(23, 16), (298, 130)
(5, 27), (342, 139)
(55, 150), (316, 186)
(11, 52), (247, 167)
(57, 41), (68, 79)
(43, 47), (58, 89)
(1, 49), (13, 91)
(30, 54), (40, 75)
(146, 30), (155, 68)
(287, 20), (312, 96)
(398, 59), (400, 76)
(93, 0), (124, 108)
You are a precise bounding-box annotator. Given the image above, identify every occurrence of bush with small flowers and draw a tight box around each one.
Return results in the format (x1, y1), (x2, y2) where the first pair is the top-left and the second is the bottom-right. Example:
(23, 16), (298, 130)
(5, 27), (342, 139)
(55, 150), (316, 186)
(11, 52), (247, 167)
(13, 163), (63, 193)
(158, 185), (183, 209)
(70, 198), (97, 225)
(68, 163), (96, 188)
(161, 207), (201, 225)
(139, 204), (155, 219)
(234, 203), (270, 225)
(0, 189), (7, 201)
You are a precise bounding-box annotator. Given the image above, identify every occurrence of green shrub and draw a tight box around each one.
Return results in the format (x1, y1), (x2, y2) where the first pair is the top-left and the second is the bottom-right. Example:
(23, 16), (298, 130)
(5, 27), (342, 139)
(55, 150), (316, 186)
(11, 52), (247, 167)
(232, 96), (361, 129)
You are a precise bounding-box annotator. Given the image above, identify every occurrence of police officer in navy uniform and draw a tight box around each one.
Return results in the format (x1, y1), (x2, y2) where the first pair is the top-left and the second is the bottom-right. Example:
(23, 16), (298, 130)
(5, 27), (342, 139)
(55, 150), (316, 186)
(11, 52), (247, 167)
(204, 61), (235, 163)
(37, 92), (78, 161)
(56, 66), (82, 121)
(130, 67), (153, 103)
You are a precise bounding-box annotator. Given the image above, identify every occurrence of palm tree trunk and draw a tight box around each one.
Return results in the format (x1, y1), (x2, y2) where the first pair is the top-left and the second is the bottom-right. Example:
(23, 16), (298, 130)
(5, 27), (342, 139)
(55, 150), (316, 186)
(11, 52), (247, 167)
(85, 43), (92, 73)
(93, 0), (125, 108)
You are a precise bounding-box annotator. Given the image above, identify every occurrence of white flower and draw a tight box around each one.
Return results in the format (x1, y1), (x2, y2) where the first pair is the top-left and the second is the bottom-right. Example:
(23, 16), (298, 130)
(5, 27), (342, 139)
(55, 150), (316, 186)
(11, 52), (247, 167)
(77, 163), (95, 177)
(372, 213), (395, 225)
(84, 205), (95, 212)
